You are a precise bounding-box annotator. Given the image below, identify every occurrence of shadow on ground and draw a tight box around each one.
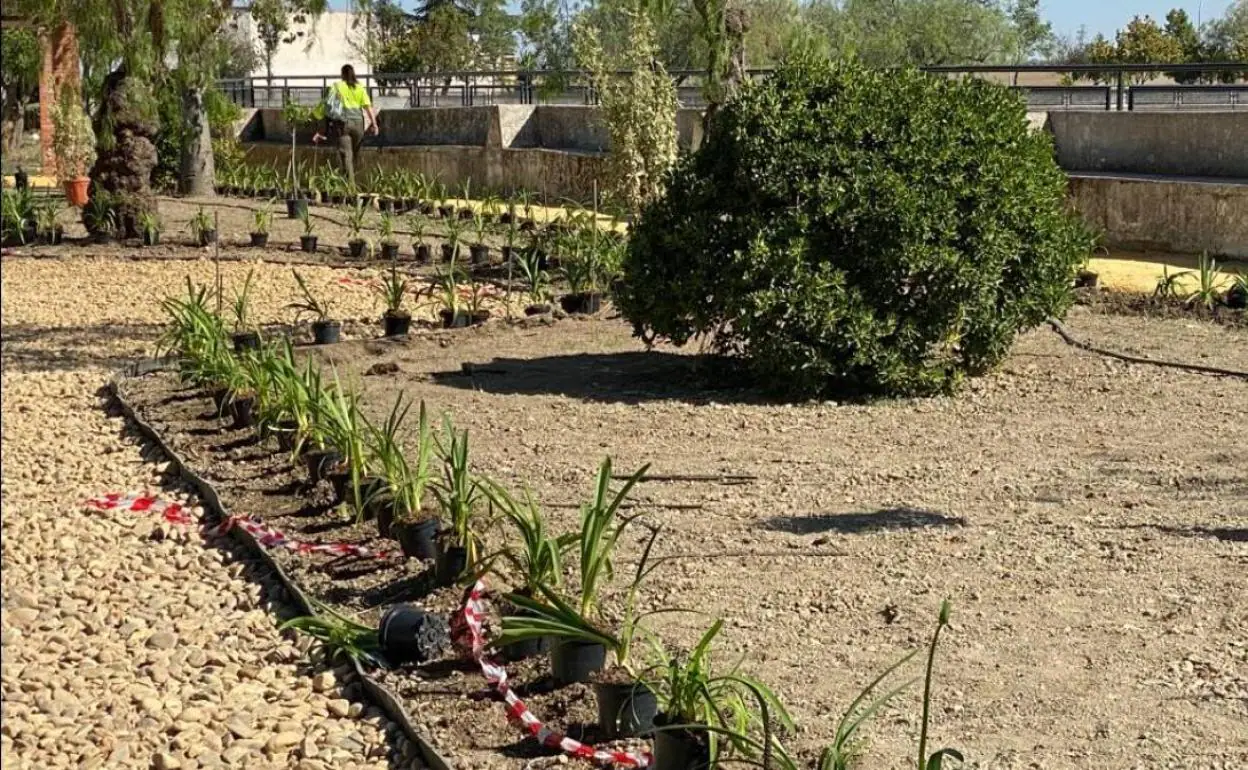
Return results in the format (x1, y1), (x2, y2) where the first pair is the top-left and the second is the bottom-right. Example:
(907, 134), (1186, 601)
(1, 322), (163, 373)
(1121, 523), (1248, 543)
(428, 350), (771, 405)
(763, 507), (966, 535)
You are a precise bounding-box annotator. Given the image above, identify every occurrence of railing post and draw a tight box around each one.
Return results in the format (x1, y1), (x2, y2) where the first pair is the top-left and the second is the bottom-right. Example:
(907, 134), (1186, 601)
(1116, 71), (1124, 111)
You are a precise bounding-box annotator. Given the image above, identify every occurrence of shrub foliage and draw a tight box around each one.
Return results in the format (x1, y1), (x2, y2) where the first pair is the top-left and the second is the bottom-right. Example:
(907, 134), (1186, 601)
(619, 58), (1093, 396)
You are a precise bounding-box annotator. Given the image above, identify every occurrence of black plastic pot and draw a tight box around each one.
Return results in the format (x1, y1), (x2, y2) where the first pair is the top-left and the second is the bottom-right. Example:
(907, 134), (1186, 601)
(90, 231), (113, 245)
(560, 292), (602, 315)
(595, 680), (658, 739)
(381, 242), (400, 261)
(210, 388), (230, 416)
(524, 303), (552, 316)
(439, 309), (470, 329)
(37, 227), (63, 245)
(347, 239), (367, 259)
(379, 198), (395, 213)
(550, 639), (607, 686)
(197, 229), (218, 247)
(300, 234), (318, 253)
(499, 604), (552, 663)
(303, 449), (343, 484)
(501, 246), (516, 265)
(437, 205), (455, 219)
(440, 243), (456, 263)
(519, 219), (537, 232)
(393, 518), (439, 560)
(286, 198), (310, 219)
(327, 468), (351, 503)
(434, 543), (467, 586)
(383, 312), (412, 337)
(232, 331), (261, 353)
(375, 498), (396, 539)
(415, 244), (432, 264)
(136, 229), (155, 246)
(652, 714), (710, 770)
(312, 320), (341, 345)
(1075, 270), (1099, 289)
(274, 421), (299, 452)
(470, 244), (490, 265)
(250, 232), (269, 247)
(1227, 284), (1247, 310)
(230, 396), (256, 429)
(457, 208), (475, 221)
(378, 605), (452, 664)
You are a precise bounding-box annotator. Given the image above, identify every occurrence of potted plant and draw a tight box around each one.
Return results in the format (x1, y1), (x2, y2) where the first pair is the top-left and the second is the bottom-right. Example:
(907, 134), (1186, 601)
(409, 213), (431, 264)
(441, 214), (464, 264)
(648, 621), (796, 769)
(500, 204), (522, 265)
(346, 200), (368, 258)
(462, 277), (495, 326)
(456, 179), (476, 220)
(83, 192), (118, 244)
(517, 249), (552, 315)
(424, 267), (470, 328)
(138, 211), (161, 247)
(430, 415), (484, 586)
(1, 188), (36, 246)
(51, 91), (96, 208)
(289, 269), (340, 344)
(378, 210), (400, 261)
(297, 208), (318, 253)
(251, 201), (273, 247)
(516, 189), (538, 231)
(190, 207), (216, 247)
(230, 269), (261, 352)
(284, 596), (450, 667)
(378, 401), (439, 555)
(376, 261), (411, 336)
(317, 373), (371, 519)
(435, 184), (454, 219)
(498, 459), (652, 687)
(469, 212), (491, 266)
(34, 202), (63, 245)
(281, 101), (314, 218)
(482, 479), (577, 661)
(376, 169), (397, 213)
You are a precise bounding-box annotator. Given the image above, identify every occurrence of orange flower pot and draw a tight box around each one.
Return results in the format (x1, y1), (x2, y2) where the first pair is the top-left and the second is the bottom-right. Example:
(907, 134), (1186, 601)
(63, 177), (90, 207)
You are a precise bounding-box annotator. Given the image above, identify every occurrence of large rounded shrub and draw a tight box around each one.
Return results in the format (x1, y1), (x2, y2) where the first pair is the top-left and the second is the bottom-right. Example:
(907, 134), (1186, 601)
(619, 58), (1093, 397)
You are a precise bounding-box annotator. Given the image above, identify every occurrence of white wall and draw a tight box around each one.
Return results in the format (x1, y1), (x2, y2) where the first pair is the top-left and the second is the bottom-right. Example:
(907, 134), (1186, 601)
(234, 10), (370, 81)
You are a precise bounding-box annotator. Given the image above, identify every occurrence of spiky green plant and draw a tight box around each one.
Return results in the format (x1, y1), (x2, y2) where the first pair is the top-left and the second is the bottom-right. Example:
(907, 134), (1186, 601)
(280, 597), (380, 666)
(1185, 253), (1227, 310)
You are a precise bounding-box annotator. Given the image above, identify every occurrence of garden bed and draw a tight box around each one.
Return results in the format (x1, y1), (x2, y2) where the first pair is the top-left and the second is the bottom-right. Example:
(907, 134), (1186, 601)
(112, 310), (1248, 768)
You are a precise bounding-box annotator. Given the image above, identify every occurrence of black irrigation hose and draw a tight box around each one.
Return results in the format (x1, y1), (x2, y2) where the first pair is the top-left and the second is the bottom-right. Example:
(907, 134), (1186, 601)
(1047, 318), (1248, 380)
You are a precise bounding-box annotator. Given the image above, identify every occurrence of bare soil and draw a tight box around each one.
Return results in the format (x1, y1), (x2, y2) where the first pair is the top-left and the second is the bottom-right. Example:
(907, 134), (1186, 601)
(115, 306), (1248, 770)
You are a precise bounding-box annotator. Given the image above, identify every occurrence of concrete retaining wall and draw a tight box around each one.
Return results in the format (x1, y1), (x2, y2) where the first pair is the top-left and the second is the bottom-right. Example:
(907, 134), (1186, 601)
(1048, 112), (1248, 179)
(1069, 173), (1248, 258)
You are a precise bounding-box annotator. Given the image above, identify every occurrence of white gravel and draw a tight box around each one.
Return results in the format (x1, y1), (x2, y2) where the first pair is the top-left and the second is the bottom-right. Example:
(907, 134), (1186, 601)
(1, 257), (423, 769)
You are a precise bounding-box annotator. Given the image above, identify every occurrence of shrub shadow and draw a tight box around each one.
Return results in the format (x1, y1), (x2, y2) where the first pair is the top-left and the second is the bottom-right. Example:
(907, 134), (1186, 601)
(762, 507), (966, 535)
(429, 351), (772, 405)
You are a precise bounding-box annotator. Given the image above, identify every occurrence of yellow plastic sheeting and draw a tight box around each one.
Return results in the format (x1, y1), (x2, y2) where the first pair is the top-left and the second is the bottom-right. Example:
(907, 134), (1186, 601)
(1087, 253), (1246, 294)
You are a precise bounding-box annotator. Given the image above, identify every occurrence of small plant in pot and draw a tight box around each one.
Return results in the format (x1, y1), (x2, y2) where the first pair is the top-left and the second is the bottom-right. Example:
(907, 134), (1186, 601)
(34, 202), (64, 245)
(517, 248), (552, 315)
(280, 100), (314, 218)
(456, 179), (476, 220)
(317, 371), (372, 519)
(429, 415), (484, 586)
(376, 261), (412, 337)
(481, 479), (577, 662)
(1, 188), (36, 246)
(408, 213), (431, 264)
(230, 269), (261, 352)
(498, 459), (651, 688)
(190, 207), (216, 247)
(381, 404), (441, 555)
(346, 200), (369, 258)
(378, 210), (400, 260)
(51, 90), (96, 208)
(558, 229), (611, 315)
(648, 620), (797, 770)
(290, 269), (341, 344)
(441, 214), (464, 264)
(138, 210), (161, 247)
(469, 212), (492, 266)
(250, 202), (273, 247)
(83, 192), (118, 244)
(298, 208), (318, 253)
(425, 267), (470, 328)
(281, 597), (383, 667)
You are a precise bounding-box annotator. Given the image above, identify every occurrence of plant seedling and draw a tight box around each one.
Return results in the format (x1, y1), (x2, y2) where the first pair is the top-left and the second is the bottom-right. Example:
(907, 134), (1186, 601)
(1185, 252), (1227, 310)
(253, 202), (274, 235)
(346, 200), (368, 240)
(289, 269), (333, 323)
(280, 597), (380, 666)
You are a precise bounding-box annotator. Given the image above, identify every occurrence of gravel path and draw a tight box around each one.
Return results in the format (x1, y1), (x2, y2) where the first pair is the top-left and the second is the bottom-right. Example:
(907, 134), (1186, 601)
(1, 258), (421, 770)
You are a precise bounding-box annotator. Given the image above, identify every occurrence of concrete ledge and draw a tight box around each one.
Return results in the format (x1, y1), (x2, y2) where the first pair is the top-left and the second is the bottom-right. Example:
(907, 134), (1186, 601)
(1068, 172), (1248, 257)
(1049, 111), (1248, 178)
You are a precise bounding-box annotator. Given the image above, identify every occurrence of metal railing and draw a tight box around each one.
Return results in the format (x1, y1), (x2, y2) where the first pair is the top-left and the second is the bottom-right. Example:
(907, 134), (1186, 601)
(219, 62), (1248, 112)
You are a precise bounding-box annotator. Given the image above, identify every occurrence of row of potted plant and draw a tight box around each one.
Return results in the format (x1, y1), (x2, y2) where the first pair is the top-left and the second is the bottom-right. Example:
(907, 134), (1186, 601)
(157, 276), (963, 770)
(1, 188), (65, 247)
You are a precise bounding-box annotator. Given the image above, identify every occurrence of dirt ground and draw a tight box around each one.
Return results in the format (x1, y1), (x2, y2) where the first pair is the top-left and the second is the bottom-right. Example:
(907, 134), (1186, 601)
(103, 295), (1248, 770)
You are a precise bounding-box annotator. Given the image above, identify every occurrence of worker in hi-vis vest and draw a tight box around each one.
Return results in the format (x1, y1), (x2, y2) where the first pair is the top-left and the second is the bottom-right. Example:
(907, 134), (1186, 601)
(313, 64), (379, 189)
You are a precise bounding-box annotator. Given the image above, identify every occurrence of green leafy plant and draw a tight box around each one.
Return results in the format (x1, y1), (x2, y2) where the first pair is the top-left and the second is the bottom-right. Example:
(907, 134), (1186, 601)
(1185, 253), (1227, 310)
(482, 480), (577, 594)
(230, 269), (256, 334)
(472, 211), (490, 246)
(1154, 264), (1192, 300)
(443, 214), (465, 262)
(318, 370), (370, 519)
(431, 414), (484, 571)
(138, 210), (161, 242)
(280, 597), (380, 666)
(517, 249), (550, 305)
(298, 207), (316, 236)
(252, 202), (273, 235)
(365, 396), (435, 523)
(289, 269), (333, 323)
(189, 207), (213, 241)
(379, 210), (396, 244)
(33, 201), (59, 240)
(620, 57), (1094, 397)
(376, 262), (409, 316)
(83, 191), (118, 237)
(1, 188), (35, 244)
(408, 213), (426, 248)
(424, 267), (464, 316)
(51, 90), (96, 178)
(346, 200), (368, 240)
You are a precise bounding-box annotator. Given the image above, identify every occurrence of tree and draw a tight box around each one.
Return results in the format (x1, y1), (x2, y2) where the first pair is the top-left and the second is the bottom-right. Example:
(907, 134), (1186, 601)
(1008, 0), (1053, 82)
(1204, 0), (1248, 82)
(1116, 14), (1183, 83)
(1, 28), (40, 159)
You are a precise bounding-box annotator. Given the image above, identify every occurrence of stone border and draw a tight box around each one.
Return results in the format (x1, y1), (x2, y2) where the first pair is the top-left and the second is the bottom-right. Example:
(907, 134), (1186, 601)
(108, 359), (456, 770)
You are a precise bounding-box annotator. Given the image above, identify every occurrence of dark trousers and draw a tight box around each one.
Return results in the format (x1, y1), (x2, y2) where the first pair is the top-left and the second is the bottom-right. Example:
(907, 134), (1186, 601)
(329, 117), (365, 189)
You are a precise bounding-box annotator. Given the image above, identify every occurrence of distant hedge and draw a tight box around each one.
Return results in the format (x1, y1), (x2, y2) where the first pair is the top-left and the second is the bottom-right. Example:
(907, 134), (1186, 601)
(618, 57), (1093, 397)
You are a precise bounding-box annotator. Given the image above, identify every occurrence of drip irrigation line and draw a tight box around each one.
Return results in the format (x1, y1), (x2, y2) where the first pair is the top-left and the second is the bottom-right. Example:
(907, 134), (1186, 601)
(1047, 318), (1248, 380)
(546, 501), (704, 511)
(642, 548), (847, 564)
(614, 473), (758, 484)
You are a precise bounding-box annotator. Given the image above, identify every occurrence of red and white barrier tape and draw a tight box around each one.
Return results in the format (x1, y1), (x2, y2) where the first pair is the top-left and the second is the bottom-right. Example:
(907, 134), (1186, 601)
(87, 493), (650, 766)
(84, 492), (396, 560)
(453, 580), (654, 768)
